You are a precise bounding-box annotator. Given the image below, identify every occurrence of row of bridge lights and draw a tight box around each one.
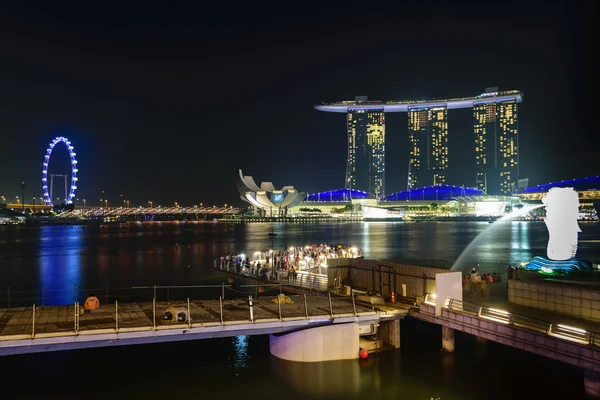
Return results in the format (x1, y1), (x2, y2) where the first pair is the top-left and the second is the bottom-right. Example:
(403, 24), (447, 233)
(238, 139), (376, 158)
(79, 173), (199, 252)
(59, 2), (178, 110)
(94, 201), (231, 208)
(1, 195), (72, 205)
(1, 195), (232, 209)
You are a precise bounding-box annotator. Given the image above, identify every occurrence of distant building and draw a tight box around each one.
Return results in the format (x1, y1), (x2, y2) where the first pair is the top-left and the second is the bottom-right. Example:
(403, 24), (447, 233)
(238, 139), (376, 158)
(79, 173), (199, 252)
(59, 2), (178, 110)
(473, 87), (519, 195)
(408, 107), (448, 187)
(0, 206), (27, 224)
(516, 176), (600, 201)
(382, 184), (481, 202)
(315, 88), (522, 194)
(237, 170), (306, 217)
(346, 103), (385, 198)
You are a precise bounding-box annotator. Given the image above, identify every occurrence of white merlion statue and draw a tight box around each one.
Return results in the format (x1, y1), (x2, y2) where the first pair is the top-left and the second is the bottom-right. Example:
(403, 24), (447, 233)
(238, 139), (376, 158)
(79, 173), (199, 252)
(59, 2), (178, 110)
(542, 187), (581, 260)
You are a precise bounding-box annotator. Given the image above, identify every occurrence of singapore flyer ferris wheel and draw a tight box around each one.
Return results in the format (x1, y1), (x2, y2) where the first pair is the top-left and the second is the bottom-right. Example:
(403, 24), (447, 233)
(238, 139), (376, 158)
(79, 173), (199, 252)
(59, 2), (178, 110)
(42, 136), (79, 205)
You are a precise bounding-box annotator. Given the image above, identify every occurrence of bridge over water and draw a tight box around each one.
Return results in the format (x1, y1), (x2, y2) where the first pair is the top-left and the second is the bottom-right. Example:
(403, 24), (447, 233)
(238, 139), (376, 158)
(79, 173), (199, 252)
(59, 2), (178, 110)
(3, 204), (242, 218)
(0, 294), (404, 358)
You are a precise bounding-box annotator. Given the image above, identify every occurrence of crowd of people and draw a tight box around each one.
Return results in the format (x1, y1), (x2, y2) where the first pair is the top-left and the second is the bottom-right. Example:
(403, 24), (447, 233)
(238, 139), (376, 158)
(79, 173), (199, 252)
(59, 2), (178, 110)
(463, 268), (502, 300)
(218, 244), (361, 280)
(220, 244), (360, 271)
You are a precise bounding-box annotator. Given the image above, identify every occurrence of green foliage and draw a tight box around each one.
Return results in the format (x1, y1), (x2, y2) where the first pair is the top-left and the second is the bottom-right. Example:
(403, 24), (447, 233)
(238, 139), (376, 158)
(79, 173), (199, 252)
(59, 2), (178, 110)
(299, 207), (322, 213)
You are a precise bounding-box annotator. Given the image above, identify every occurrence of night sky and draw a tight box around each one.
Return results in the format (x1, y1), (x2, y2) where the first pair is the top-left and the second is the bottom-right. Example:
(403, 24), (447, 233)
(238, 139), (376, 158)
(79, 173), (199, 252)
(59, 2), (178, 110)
(0, 1), (597, 206)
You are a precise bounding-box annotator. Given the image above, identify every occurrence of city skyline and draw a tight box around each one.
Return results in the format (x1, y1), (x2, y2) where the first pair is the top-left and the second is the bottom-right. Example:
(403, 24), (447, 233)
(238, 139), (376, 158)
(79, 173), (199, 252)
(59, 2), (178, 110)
(0, 2), (596, 205)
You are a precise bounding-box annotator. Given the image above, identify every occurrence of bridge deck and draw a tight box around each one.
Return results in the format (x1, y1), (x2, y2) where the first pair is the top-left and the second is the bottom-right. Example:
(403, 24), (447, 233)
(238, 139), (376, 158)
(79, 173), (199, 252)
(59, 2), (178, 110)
(0, 295), (387, 340)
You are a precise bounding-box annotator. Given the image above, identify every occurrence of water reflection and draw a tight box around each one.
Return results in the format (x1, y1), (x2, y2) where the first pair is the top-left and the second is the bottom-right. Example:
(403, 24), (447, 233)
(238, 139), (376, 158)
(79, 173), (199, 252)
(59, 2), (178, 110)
(233, 335), (249, 371)
(270, 356), (360, 396)
(39, 227), (82, 305)
(1, 222), (599, 293)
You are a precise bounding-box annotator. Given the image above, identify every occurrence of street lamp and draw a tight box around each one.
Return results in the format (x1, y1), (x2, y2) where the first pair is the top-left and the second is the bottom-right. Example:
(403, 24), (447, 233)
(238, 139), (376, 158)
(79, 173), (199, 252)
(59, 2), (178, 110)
(16, 196), (19, 204)
(21, 181), (26, 212)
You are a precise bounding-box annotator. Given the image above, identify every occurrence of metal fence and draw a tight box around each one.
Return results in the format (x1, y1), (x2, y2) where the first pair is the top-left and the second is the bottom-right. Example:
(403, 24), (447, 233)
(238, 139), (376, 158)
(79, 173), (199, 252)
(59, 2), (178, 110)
(445, 298), (600, 347)
(0, 284), (242, 309)
(0, 287), (360, 341)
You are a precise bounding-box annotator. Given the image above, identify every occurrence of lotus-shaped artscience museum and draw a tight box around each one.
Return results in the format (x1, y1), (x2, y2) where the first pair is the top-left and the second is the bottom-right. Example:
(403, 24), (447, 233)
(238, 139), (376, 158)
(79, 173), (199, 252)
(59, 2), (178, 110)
(238, 169), (306, 216)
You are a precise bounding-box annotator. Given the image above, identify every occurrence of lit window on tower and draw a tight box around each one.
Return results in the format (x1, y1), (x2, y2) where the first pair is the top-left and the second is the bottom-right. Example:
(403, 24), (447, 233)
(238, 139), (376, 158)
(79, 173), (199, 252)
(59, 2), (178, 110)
(473, 100), (519, 195)
(346, 108), (385, 197)
(408, 107), (448, 188)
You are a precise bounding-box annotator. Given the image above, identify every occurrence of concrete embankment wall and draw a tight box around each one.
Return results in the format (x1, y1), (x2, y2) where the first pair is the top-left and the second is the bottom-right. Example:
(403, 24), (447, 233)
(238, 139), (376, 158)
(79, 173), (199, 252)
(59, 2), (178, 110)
(328, 258), (448, 298)
(509, 279), (600, 323)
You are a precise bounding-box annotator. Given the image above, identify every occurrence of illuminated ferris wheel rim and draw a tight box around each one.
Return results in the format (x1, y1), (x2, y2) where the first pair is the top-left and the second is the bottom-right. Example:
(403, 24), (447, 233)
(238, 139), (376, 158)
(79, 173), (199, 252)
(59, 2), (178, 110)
(42, 136), (78, 205)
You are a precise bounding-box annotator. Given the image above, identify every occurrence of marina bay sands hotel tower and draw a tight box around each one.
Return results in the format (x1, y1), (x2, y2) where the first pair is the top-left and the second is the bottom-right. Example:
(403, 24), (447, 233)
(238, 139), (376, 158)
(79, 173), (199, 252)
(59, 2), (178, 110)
(315, 88), (523, 196)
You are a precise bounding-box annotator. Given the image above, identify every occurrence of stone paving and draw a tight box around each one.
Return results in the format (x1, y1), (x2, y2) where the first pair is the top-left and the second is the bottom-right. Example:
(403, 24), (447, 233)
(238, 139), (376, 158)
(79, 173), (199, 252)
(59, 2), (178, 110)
(0, 295), (375, 338)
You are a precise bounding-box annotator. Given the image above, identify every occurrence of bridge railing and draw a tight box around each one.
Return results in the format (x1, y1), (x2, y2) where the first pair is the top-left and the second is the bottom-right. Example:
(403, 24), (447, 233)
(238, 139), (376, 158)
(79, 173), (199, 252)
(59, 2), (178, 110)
(0, 285), (362, 341)
(0, 283), (254, 309)
(445, 298), (600, 347)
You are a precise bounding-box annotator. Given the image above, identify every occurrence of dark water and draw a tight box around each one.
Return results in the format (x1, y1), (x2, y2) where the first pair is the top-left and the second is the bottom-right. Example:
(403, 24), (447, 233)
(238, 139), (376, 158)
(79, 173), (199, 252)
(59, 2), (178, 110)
(1, 221), (599, 399)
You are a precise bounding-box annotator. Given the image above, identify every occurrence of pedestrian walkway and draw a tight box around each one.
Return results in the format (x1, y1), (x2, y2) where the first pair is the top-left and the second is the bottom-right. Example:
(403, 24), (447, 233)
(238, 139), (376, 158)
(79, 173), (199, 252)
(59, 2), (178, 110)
(462, 280), (600, 334)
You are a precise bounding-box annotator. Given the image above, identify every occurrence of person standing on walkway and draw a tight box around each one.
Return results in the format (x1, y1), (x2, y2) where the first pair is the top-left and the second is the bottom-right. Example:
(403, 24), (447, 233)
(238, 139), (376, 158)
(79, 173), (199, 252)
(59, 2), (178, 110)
(480, 277), (488, 300)
(469, 268), (480, 296)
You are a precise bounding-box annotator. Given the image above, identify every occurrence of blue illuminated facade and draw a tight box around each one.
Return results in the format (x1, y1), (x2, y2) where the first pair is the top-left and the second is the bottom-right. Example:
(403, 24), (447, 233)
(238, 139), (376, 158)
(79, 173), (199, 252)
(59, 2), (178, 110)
(524, 256), (594, 272)
(304, 188), (372, 202)
(382, 185), (482, 201)
(522, 176), (600, 193)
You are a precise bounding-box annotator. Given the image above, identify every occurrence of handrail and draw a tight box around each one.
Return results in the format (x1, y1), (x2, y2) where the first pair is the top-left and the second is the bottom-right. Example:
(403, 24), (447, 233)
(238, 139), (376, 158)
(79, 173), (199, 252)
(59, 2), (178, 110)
(443, 298), (600, 347)
(0, 292), (370, 344)
(0, 283), (239, 308)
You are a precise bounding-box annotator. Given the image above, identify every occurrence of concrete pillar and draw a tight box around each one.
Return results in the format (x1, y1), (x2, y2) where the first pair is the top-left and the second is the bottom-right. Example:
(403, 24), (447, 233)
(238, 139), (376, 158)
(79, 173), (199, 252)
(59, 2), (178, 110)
(441, 326), (455, 352)
(584, 369), (600, 398)
(270, 322), (359, 362)
(380, 320), (401, 349)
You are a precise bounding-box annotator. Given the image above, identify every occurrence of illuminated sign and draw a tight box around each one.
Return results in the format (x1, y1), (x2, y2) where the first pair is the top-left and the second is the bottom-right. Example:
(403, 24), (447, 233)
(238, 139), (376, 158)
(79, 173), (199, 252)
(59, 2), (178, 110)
(272, 193), (283, 203)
